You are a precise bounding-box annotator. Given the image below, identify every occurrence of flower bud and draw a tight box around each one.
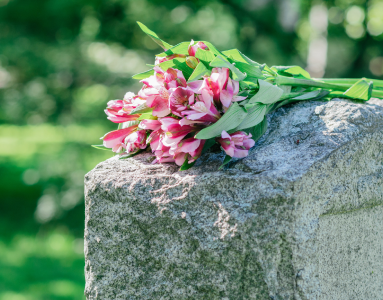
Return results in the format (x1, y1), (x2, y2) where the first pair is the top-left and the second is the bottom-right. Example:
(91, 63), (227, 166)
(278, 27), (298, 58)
(186, 56), (199, 69)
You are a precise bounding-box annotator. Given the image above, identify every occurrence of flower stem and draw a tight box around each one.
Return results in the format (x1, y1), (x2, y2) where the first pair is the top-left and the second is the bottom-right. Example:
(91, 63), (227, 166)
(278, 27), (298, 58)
(275, 75), (348, 91)
(372, 89), (383, 98)
(275, 75), (383, 98)
(316, 78), (383, 89)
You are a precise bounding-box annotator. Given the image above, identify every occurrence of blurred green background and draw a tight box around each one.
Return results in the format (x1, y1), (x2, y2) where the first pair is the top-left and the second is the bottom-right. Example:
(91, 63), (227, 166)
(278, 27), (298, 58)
(0, 0), (382, 299)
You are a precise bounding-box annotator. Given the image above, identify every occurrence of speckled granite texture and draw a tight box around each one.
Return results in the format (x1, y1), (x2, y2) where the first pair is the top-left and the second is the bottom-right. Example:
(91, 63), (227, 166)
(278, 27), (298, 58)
(84, 98), (383, 300)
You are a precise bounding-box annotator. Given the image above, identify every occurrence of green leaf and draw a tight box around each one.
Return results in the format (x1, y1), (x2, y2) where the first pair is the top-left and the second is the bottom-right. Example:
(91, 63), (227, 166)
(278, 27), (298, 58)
(266, 99), (294, 114)
(121, 120), (140, 129)
(132, 69), (154, 80)
(187, 62), (211, 82)
(138, 113), (157, 120)
(130, 103), (152, 115)
(180, 159), (196, 171)
(292, 90), (322, 100)
(243, 116), (268, 143)
(247, 80), (284, 105)
(137, 22), (173, 50)
(222, 49), (261, 66)
(158, 57), (194, 79)
(343, 79), (373, 101)
(156, 42), (190, 57)
(236, 103), (267, 130)
(278, 92), (308, 101)
(201, 138), (217, 155)
(240, 81), (259, 90)
(237, 90), (254, 99)
(274, 66), (311, 79)
(219, 155), (232, 170)
(231, 61), (264, 80)
(263, 64), (277, 76)
(310, 90), (330, 100)
(91, 145), (112, 151)
(266, 90), (330, 114)
(195, 102), (247, 139)
(209, 55), (246, 81)
(279, 85), (292, 94)
(285, 66), (311, 79)
(195, 48), (216, 66)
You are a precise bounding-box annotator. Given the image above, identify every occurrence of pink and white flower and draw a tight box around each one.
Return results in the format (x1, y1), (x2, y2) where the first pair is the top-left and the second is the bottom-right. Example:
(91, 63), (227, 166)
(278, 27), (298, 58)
(210, 67), (230, 105)
(190, 68), (246, 110)
(139, 119), (161, 131)
(148, 129), (175, 164)
(102, 125), (138, 153)
(104, 100), (135, 123)
(168, 86), (195, 117)
(188, 40), (208, 57)
(220, 78), (247, 110)
(122, 92), (147, 114)
(155, 54), (186, 65)
(217, 131), (255, 158)
(160, 117), (195, 150)
(181, 89), (221, 124)
(99, 43), (257, 169)
(155, 56), (168, 65)
(104, 92), (145, 123)
(124, 130), (147, 154)
(173, 137), (205, 166)
(138, 67), (187, 117)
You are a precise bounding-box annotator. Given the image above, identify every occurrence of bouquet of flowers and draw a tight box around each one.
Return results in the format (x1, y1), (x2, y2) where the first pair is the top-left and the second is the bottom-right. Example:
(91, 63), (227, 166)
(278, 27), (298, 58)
(93, 22), (383, 170)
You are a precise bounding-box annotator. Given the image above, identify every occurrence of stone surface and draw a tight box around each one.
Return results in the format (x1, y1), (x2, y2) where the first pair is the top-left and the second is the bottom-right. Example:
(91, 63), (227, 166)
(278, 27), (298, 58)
(84, 98), (383, 300)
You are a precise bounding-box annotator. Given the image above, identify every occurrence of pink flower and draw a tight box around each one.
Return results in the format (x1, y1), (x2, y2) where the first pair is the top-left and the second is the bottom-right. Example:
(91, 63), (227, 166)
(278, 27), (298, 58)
(217, 131), (255, 158)
(124, 130), (147, 154)
(104, 92), (144, 123)
(148, 129), (175, 164)
(138, 67), (187, 117)
(153, 146), (175, 163)
(155, 54), (186, 65)
(188, 40), (208, 57)
(220, 78), (247, 110)
(147, 129), (162, 152)
(173, 137), (205, 166)
(194, 68), (246, 110)
(155, 67), (187, 89)
(181, 89), (221, 124)
(155, 56), (168, 65)
(210, 67), (230, 105)
(139, 80), (170, 118)
(168, 86), (195, 117)
(102, 125), (138, 153)
(187, 80), (204, 94)
(139, 119), (161, 131)
(159, 117), (195, 151)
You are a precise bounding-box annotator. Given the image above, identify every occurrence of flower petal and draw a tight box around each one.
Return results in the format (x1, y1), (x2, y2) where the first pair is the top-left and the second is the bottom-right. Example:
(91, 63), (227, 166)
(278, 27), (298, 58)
(102, 126), (137, 149)
(188, 80), (204, 94)
(233, 148), (249, 158)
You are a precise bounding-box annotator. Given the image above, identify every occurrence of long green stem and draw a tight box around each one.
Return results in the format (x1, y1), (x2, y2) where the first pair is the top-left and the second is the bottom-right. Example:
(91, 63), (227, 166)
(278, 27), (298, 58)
(372, 89), (383, 98)
(316, 78), (383, 89)
(276, 75), (348, 91)
(276, 75), (383, 98)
